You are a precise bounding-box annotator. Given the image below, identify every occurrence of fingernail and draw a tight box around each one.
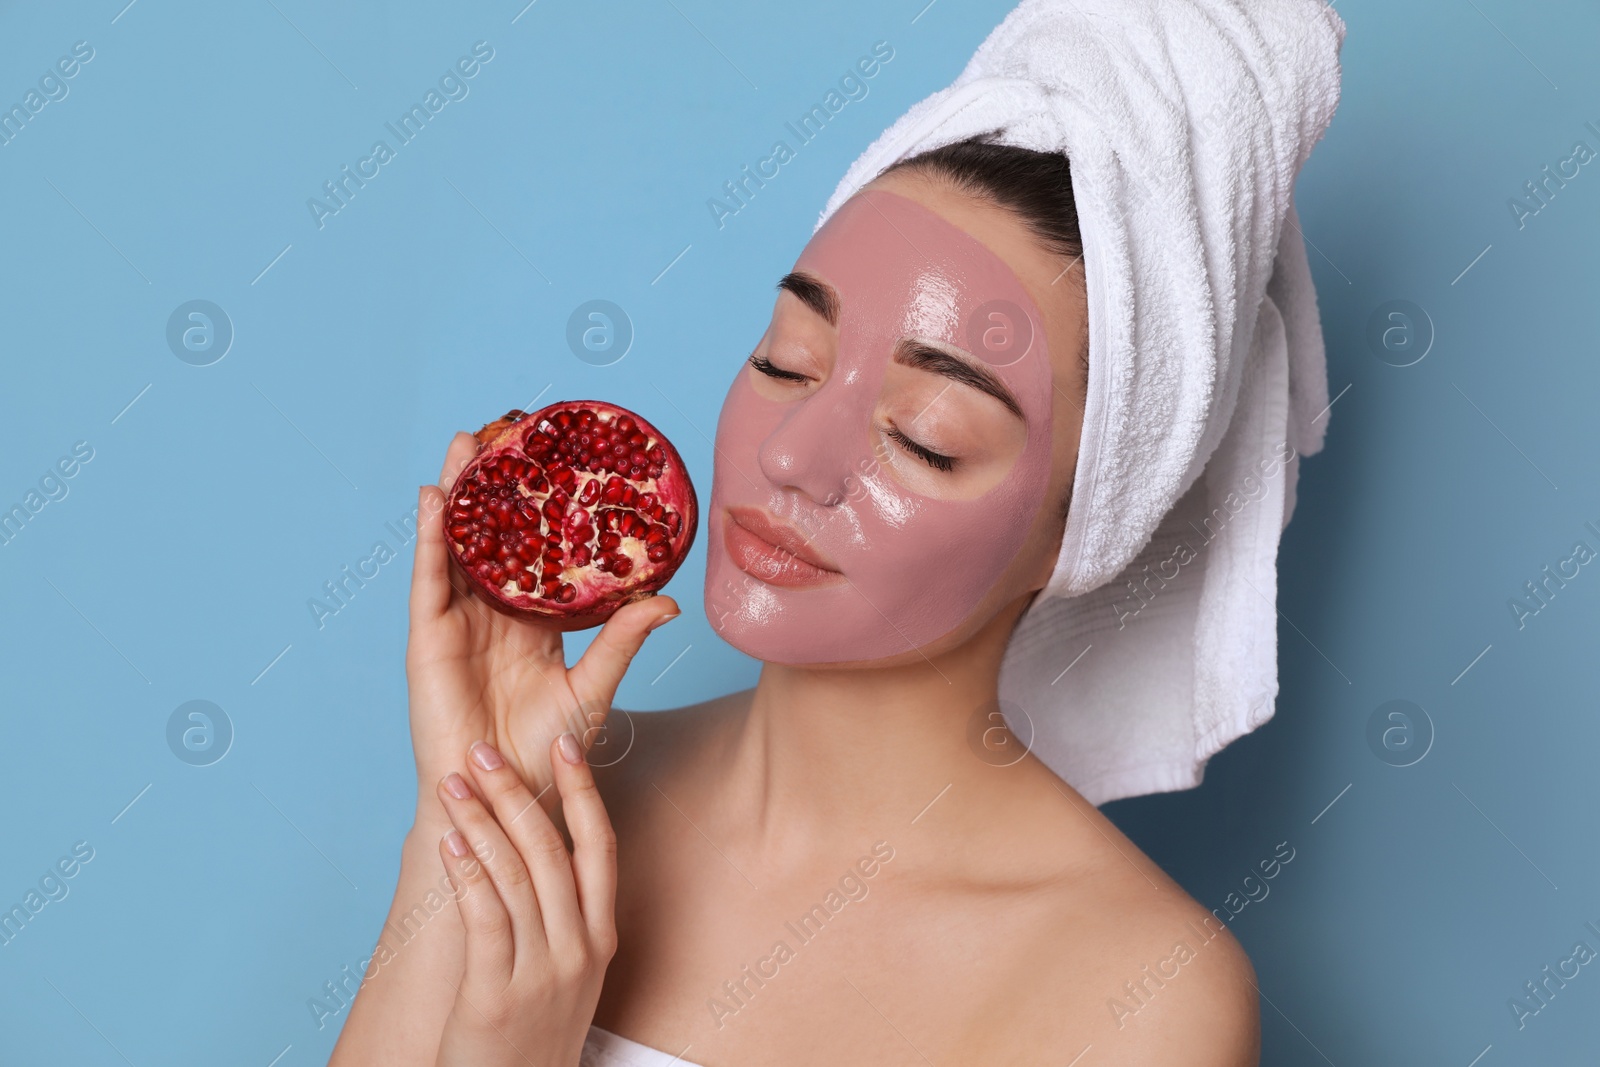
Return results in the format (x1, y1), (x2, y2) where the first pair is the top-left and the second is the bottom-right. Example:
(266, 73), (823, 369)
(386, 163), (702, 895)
(442, 773), (472, 800)
(470, 741), (504, 771)
(442, 829), (469, 857)
(647, 612), (681, 631)
(557, 732), (583, 765)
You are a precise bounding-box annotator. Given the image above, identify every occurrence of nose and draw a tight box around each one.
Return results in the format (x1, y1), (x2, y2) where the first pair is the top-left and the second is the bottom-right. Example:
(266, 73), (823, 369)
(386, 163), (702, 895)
(756, 386), (868, 506)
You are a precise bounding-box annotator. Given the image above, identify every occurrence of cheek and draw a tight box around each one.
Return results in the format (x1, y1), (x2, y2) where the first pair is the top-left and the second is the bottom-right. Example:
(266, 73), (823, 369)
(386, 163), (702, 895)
(845, 461), (1045, 608)
(710, 375), (774, 489)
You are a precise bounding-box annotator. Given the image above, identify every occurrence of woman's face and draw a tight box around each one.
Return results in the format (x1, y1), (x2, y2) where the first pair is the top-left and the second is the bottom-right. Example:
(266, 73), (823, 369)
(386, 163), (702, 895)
(704, 172), (1087, 666)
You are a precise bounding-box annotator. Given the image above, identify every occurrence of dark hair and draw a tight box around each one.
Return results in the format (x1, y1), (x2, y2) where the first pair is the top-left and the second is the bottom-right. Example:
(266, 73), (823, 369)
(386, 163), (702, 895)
(886, 135), (1087, 521)
(885, 134), (1084, 264)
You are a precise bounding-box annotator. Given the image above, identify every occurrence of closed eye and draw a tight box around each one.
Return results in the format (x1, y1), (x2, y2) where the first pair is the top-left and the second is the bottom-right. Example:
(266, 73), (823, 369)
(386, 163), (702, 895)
(748, 353), (810, 384)
(886, 425), (955, 472)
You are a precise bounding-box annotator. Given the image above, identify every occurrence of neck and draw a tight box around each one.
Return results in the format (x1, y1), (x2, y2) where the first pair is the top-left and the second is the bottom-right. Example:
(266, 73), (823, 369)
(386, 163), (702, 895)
(713, 593), (1035, 862)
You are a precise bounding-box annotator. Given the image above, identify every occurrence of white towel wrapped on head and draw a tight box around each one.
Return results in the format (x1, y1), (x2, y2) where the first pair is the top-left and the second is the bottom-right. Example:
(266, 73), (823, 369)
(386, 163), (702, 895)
(817, 0), (1345, 805)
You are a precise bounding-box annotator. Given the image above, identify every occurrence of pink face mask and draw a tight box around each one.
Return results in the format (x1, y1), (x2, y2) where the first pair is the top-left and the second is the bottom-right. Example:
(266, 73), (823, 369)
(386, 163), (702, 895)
(703, 189), (1055, 664)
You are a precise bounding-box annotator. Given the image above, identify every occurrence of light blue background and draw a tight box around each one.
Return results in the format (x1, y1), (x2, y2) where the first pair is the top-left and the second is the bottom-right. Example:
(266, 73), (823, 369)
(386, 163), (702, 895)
(1, 1), (1596, 1063)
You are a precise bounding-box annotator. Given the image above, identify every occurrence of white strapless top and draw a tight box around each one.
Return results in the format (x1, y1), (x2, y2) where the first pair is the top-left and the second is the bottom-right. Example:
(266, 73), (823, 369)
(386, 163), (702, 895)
(581, 1024), (706, 1067)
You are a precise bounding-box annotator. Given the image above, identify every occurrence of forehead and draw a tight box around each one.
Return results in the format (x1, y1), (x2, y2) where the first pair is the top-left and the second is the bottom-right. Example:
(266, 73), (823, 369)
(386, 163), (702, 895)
(794, 189), (1051, 379)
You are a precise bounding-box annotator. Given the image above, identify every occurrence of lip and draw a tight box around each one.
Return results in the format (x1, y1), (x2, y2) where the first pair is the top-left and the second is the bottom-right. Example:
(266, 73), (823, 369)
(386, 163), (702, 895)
(723, 506), (844, 588)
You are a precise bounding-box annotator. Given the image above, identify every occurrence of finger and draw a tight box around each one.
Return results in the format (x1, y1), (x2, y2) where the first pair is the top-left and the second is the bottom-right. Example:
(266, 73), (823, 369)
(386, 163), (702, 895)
(411, 434), (480, 623)
(551, 732), (618, 955)
(437, 771), (546, 957)
(567, 596), (681, 713)
(439, 828), (515, 991)
(437, 431), (479, 492)
(409, 484), (452, 622)
(464, 741), (586, 958)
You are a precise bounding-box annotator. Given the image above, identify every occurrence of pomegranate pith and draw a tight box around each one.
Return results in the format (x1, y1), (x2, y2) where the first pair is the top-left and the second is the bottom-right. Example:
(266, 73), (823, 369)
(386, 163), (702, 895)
(445, 400), (698, 630)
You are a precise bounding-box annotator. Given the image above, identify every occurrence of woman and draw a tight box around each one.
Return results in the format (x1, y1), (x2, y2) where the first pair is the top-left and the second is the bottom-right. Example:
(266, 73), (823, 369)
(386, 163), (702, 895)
(332, 1), (1342, 1062)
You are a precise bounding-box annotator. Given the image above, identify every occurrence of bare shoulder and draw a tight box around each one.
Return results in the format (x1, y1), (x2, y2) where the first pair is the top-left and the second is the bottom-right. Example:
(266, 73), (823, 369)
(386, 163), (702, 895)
(963, 777), (1260, 1065)
(1064, 889), (1260, 1066)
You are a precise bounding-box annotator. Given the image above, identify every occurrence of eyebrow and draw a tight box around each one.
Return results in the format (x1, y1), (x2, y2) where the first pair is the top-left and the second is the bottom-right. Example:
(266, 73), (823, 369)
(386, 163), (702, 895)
(894, 340), (1024, 420)
(777, 271), (1024, 419)
(776, 271), (839, 327)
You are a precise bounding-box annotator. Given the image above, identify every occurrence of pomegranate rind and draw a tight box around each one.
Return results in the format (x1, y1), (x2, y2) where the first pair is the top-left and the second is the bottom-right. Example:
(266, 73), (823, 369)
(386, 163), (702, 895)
(444, 401), (698, 631)
(472, 409), (528, 447)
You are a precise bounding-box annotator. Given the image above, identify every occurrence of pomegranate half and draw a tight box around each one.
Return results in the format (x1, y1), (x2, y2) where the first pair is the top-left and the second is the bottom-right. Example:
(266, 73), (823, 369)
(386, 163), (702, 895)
(444, 400), (698, 629)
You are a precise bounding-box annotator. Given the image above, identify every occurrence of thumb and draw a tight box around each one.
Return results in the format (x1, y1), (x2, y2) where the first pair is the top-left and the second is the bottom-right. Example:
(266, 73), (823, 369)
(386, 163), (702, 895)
(408, 484), (452, 622)
(567, 596), (681, 714)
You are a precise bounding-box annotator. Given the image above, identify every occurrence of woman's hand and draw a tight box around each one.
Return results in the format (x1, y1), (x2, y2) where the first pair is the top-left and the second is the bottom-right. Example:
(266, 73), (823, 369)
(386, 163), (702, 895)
(434, 734), (616, 1067)
(407, 432), (679, 830)
(330, 437), (664, 1067)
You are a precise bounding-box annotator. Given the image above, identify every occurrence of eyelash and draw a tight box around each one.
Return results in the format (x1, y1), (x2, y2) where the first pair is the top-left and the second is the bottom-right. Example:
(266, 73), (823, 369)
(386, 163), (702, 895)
(747, 354), (810, 383)
(748, 354), (957, 473)
(886, 426), (956, 472)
